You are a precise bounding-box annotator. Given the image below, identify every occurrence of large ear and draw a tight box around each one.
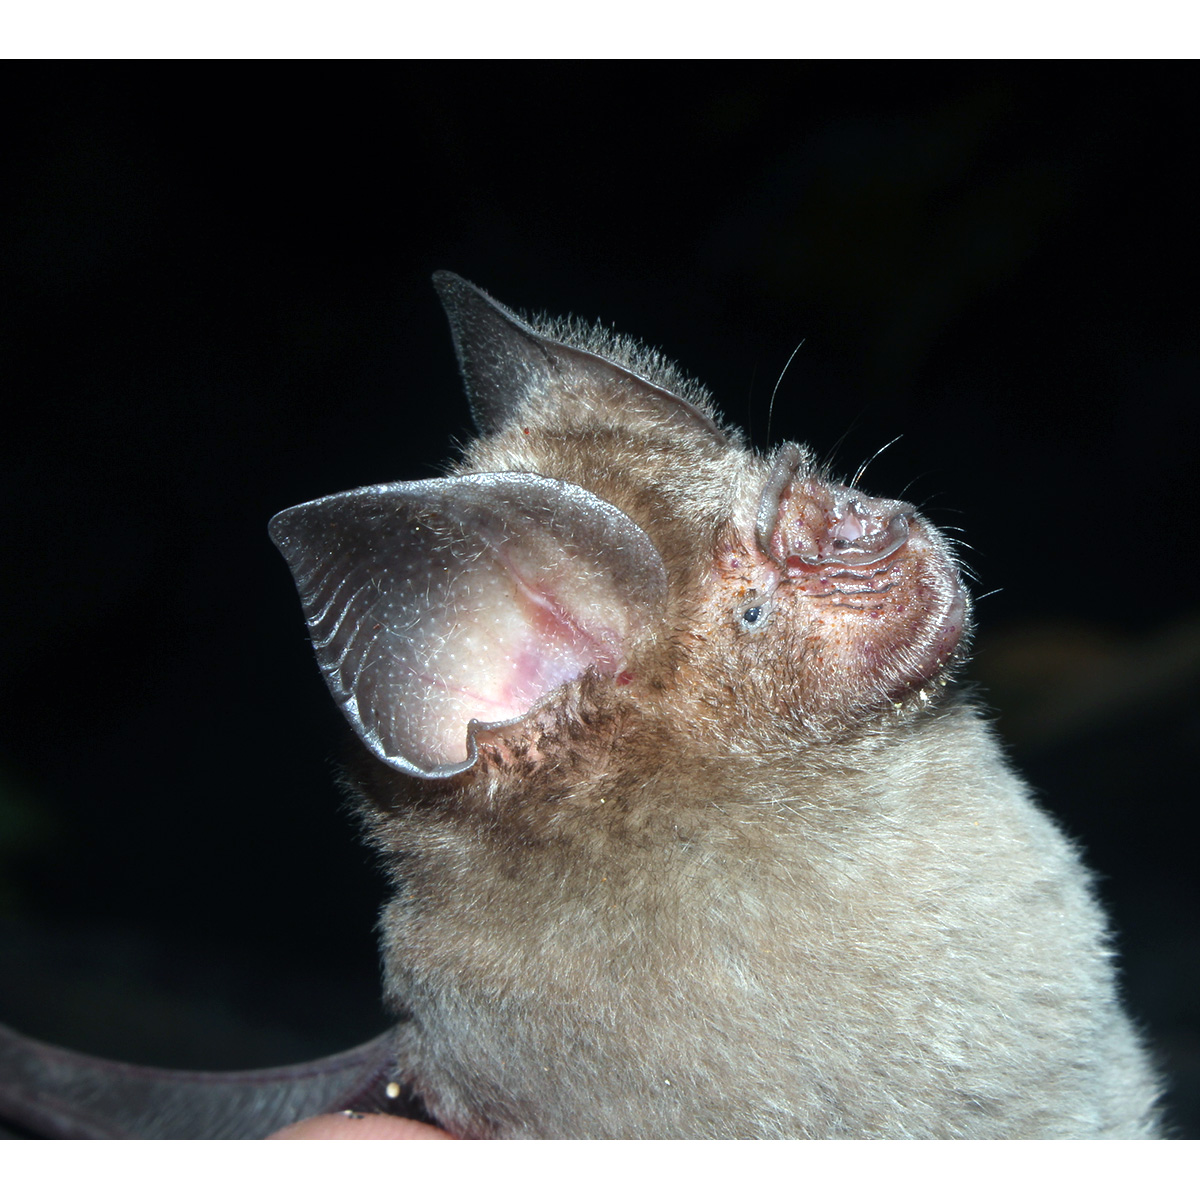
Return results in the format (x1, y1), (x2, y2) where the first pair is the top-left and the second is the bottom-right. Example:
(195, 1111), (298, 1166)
(432, 271), (723, 439)
(270, 473), (668, 779)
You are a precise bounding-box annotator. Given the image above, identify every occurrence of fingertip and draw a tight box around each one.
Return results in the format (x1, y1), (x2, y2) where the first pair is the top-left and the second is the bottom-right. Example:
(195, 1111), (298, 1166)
(267, 1113), (454, 1140)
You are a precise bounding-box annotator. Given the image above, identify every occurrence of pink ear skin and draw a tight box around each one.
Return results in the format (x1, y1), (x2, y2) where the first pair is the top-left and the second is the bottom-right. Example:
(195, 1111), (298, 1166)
(267, 1113), (454, 1140)
(270, 473), (667, 780)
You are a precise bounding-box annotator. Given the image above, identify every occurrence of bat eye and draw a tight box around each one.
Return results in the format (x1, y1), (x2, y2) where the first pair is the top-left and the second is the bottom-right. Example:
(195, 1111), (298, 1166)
(736, 595), (772, 631)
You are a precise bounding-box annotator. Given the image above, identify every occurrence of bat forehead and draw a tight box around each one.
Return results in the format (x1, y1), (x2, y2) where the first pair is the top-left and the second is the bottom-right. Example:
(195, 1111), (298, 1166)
(462, 412), (755, 569)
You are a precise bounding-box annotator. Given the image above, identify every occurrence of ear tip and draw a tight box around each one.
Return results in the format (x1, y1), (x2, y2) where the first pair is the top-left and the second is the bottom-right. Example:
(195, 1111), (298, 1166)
(431, 273), (521, 337)
(432, 270), (484, 313)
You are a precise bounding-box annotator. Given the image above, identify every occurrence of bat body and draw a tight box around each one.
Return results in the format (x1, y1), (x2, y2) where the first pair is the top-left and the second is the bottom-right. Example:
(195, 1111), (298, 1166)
(0, 275), (1160, 1138)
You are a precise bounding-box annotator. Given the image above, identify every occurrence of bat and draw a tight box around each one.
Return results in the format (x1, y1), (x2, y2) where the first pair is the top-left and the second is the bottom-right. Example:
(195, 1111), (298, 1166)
(0, 274), (1161, 1138)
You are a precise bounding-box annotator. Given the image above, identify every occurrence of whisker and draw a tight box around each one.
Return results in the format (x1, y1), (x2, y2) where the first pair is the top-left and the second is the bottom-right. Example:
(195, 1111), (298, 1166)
(767, 338), (806, 445)
(894, 474), (934, 503)
(851, 435), (904, 490)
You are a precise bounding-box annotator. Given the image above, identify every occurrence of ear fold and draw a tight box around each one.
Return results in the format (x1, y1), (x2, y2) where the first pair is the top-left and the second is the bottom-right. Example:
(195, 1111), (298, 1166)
(432, 271), (723, 439)
(270, 473), (667, 779)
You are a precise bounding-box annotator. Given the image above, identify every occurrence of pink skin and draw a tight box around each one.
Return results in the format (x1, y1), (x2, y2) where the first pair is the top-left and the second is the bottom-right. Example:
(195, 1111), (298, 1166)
(268, 1114), (454, 1140)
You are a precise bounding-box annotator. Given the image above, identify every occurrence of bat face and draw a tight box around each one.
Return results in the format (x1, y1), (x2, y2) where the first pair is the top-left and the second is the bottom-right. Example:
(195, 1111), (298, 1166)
(267, 275), (1159, 1139)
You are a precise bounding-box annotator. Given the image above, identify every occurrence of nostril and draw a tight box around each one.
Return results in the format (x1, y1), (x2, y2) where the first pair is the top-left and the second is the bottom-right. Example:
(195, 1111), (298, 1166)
(757, 467), (918, 573)
(830, 505), (867, 545)
(825, 508), (909, 557)
(814, 510), (911, 568)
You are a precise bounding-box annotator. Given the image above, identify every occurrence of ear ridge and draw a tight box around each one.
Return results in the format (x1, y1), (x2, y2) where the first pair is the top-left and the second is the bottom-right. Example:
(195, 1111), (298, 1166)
(432, 271), (724, 440)
(270, 473), (667, 779)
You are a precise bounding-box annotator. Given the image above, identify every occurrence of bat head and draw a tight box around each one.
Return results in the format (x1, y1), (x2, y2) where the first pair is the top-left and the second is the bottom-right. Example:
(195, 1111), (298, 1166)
(270, 274), (969, 786)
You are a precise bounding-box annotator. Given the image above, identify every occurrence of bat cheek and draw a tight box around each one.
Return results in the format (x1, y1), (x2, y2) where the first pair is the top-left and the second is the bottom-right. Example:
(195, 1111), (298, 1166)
(809, 565), (968, 700)
(751, 537), (966, 714)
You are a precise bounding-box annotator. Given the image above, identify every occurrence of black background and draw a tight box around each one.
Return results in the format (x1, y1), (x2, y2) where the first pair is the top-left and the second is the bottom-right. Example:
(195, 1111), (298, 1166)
(1, 64), (1196, 1135)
